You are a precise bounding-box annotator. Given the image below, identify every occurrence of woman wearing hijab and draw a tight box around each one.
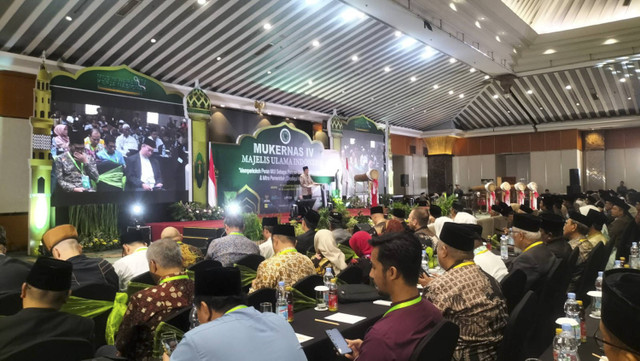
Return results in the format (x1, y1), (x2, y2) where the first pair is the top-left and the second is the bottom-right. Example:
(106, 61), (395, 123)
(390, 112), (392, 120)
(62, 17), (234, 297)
(53, 124), (69, 154)
(312, 229), (347, 275)
(349, 231), (373, 259)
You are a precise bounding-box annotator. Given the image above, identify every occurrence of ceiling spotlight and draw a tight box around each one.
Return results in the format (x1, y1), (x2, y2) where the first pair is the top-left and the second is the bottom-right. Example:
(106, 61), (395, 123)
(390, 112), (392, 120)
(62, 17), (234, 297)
(433, 84), (439, 89)
(341, 8), (365, 21)
(527, 90), (533, 94)
(484, 75), (490, 80)
(629, 97), (633, 100)
(469, 68), (476, 73)
(478, 16), (486, 21)
(351, 55), (359, 61)
(410, 76), (417, 82)
(384, 66), (391, 72)
(216, 56), (221, 61)
(308, 80), (313, 85)
(449, 2), (457, 11)
(449, 57), (457, 63)
(475, 21), (481, 29)
(65, 15), (72, 21)
(459, 93), (464, 98)
(197, 0), (206, 4)
(620, 78), (627, 82)
(449, 90), (454, 95)
(401, 37), (416, 47)
(513, 48), (518, 54)
(493, 94), (499, 99)
(495, 35), (501, 42)
(263, 23), (272, 30)
(311, 40), (320, 47)
(267, 112), (272, 115)
(220, 104), (225, 107)
(150, 38), (156, 43)
(603, 38), (618, 45)
(293, 116), (297, 119)
(421, 46), (436, 59)
(267, 70), (271, 74)
(543, 49), (556, 55)
(565, 85), (572, 90)
(394, 31), (402, 37)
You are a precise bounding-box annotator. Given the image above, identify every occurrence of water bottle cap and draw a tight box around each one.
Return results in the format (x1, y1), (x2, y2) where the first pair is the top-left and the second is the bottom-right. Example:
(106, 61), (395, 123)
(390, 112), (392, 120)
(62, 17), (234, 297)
(633, 242), (638, 247)
(278, 281), (285, 286)
(561, 324), (572, 332)
(422, 250), (426, 255)
(615, 260), (621, 265)
(567, 292), (576, 299)
(326, 267), (332, 272)
(598, 271), (604, 277)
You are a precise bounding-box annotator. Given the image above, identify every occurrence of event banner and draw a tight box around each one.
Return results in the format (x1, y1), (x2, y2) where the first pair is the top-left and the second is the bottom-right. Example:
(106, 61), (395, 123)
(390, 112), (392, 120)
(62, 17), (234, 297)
(211, 123), (340, 214)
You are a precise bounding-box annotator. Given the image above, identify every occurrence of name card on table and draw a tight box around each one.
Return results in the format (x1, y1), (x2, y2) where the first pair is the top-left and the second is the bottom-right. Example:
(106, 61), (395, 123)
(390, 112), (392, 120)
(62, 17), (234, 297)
(296, 333), (313, 344)
(325, 312), (366, 324)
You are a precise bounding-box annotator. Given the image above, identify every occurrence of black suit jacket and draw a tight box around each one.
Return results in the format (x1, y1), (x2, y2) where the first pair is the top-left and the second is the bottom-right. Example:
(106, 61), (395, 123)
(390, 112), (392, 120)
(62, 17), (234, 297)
(67, 254), (119, 291)
(124, 153), (163, 190)
(0, 308), (94, 356)
(296, 230), (316, 254)
(545, 237), (572, 262)
(0, 255), (31, 295)
(508, 242), (555, 291)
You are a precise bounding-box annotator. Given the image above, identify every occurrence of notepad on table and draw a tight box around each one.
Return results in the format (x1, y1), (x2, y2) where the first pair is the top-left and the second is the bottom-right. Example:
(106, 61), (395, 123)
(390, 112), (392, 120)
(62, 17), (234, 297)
(324, 312), (366, 324)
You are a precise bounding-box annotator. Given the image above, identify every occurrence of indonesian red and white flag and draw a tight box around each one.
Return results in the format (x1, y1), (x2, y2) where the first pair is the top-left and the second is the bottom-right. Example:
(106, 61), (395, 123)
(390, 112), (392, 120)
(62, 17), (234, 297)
(208, 146), (217, 207)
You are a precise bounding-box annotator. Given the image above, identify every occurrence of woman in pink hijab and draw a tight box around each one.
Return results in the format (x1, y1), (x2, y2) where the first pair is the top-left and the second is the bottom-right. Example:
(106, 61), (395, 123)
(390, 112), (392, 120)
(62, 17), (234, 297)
(53, 124), (69, 153)
(349, 231), (373, 259)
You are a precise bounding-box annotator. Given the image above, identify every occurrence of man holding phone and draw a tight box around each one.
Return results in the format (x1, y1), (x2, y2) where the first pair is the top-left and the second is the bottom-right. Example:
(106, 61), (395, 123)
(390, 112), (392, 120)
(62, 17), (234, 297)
(345, 232), (442, 361)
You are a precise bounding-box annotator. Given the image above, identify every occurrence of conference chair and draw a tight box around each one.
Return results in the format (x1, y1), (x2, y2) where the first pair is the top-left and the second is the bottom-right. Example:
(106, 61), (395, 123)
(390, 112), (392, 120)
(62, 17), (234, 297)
(130, 271), (156, 285)
(3, 337), (93, 361)
(235, 254), (265, 271)
(0, 291), (22, 316)
(188, 259), (222, 272)
(164, 307), (193, 333)
(409, 319), (460, 361)
(575, 242), (605, 308)
(292, 275), (323, 298)
(337, 265), (363, 285)
(247, 288), (277, 311)
(72, 283), (117, 302)
(500, 269), (527, 314)
(497, 291), (538, 361)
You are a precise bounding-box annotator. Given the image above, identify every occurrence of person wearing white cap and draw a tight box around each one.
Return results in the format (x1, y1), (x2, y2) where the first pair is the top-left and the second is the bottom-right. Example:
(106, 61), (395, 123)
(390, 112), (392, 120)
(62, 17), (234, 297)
(115, 123), (139, 156)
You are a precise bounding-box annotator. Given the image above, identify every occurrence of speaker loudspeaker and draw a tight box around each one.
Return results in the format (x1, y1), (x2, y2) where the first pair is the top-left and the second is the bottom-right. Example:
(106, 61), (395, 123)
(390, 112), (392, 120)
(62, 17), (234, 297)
(400, 174), (409, 187)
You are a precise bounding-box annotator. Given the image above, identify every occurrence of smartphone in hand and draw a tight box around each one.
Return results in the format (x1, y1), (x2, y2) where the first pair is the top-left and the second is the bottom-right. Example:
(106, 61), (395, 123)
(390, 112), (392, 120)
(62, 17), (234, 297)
(325, 328), (352, 355)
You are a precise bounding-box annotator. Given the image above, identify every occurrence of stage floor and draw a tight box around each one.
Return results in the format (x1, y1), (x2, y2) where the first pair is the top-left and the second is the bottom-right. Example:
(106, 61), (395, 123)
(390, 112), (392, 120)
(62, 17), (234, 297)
(147, 208), (371, 241)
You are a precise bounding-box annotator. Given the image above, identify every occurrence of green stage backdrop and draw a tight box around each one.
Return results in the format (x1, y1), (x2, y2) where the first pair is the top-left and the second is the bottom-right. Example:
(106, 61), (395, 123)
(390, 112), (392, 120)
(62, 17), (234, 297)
(211, 123), (340, 214)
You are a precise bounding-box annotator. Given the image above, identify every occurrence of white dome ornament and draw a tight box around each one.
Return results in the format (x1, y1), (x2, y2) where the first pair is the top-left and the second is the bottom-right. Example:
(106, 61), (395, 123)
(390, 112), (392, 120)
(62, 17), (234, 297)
(485, 182), (497, 210)
(527, 182), (539, 210)
(515, 182), (526, 205)
(500, 182), (511, 204)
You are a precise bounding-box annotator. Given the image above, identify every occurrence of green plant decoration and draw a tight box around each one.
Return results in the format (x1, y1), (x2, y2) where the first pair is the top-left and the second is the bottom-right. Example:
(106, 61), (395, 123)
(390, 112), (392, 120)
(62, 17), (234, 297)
(69, 204), (120, 251)
(169, 201), (224, 221)
(380, 194), (393, 207)
(243, 213), (263, 242)
(434, 193), (458, 218)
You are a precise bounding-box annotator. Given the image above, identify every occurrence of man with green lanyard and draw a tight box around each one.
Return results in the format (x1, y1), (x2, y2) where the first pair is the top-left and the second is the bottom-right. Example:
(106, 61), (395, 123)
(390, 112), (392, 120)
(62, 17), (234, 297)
(345, 232), (443, 361)
(165, 266), (306, 361)
(205, 213), (259, 267)
(507, 213), (555, 291)
(421, 222), (508, 361)
(113, 228), (150, 291)
(115, 239), (194, 360)
(564, 211), (595, 292)
(54, 130), (99, 192)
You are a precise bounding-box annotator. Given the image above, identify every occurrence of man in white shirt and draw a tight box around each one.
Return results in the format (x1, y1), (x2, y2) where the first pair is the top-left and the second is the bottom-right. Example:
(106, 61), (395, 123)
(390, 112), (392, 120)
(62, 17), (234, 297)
(125, 138), (163, 191)
(465, 224), (508, 282)
(113, 229), (150, 291)
(259, 217), (277, 259)
(451, 202), (478, 224)
(299, 166), (318, 199)
(115, 124), (139, 157)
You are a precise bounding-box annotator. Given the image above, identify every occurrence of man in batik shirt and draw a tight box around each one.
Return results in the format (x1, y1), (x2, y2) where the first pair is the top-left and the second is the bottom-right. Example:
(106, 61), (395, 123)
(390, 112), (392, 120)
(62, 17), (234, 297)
(116, 239), (194, 360)
(564, 211), (594, 292)
(160, 226), (203, 268)
(421, 222), (508, 361)
(250, 225), (315, 292)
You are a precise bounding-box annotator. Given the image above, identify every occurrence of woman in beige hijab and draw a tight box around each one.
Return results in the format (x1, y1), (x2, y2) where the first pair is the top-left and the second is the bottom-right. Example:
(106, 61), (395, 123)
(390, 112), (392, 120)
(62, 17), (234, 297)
(312, 229), (347, 275)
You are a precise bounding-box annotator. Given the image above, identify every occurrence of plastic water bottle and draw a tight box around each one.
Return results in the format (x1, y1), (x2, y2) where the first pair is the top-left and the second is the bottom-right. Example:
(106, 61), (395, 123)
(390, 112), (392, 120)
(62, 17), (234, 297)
(286, 286), (294, 322)
(576, 300), (586, 343)
(189, 306), (199, 329)
(323, 267), (334, 304)
(276, 281), (288, 321)
(507, 228), (514, 246)
(421, 250), (429, 273)
(558, 323), (580, 361)
(500, 234), (509, 260)
(613, 260), (622, 269)
(328, 278), (338, 312)
(552, 328), (562, 361)
(630, 242), (639, 269)
(564, 293), (581, 341)
(593, 271), (603, 317)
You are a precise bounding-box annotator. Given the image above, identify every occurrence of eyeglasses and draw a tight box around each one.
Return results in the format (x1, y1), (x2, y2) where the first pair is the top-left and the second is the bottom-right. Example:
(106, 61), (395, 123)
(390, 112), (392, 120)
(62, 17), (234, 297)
(593, 328), (640, 356)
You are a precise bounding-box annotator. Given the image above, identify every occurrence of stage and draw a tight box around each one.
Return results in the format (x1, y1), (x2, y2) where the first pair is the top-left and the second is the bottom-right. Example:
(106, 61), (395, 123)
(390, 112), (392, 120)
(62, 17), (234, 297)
(147, 208), (371, 241)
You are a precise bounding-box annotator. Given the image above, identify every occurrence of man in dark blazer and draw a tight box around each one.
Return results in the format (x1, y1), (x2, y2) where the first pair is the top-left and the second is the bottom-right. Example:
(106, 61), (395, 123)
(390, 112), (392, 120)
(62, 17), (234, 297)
(0, 257), (94, 356)
(0, 227), (31, 296)
(539, 213), (572, 262)
(296, 209), (319, 254)
(125, 137), (163, 191)
(507, 213), (555, 292)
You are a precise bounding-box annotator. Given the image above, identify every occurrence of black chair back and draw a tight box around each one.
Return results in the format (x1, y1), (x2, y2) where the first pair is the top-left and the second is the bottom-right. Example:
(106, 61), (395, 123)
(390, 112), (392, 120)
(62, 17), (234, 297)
(409, 319), (460, 361)
(337, 265), (363, 285)
(0, 292), (22, 316)
(164, 307), (192, 333)
(497, 290), (538, 361)
(71, 283), (117, 302)
(3, 337), (93, 361)
(292, 274), (323, 298)
(575, 242), (605, 307)
(188, 259), (222, 272)
(130, 271), (156, 285)
(500, 269), (527, 314)
(247, 288), (277, 311)
(235, 254), (265, 271)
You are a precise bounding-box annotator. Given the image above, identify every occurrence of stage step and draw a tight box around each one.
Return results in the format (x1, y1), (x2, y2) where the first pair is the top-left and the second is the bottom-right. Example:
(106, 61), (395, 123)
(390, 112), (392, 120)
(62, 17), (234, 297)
(183, 227), (224, 239)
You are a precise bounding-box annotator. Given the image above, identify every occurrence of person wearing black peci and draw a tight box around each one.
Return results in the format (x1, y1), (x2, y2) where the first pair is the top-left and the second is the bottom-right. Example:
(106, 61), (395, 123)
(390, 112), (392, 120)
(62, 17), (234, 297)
(125, 137), (163, 191)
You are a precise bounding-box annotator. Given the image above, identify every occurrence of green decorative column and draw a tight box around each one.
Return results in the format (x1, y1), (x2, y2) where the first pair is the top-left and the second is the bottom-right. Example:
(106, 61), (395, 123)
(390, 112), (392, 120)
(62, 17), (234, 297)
(29, 58), (54, 255)
(185, 81), (212, 204)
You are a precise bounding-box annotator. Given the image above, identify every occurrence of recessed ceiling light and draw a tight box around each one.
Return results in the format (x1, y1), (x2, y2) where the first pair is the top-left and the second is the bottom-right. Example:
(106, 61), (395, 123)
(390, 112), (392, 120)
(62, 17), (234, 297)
(479, 16), (486, 21)
(394, 31), (402, 37)
(410, 76), (417, 82)
(507, 110), (511, 113)
(565, 85), (572, 90)
(620, 78), (627, 82)
(576, 103), (580, 106)
(267, 70), (271, 74)
(263, 23), (272, 30)
(268, 112), (272, 115)
(469, 68), (476, 73)
(433, 84), (439, 89)
(421, 46), (436, 59)
(150, 38), (156, 43)
(629, 97), (633, 100)
(539, 107), (543, 110)
(484, 75), (490, 80)
(449, 57), (457, 63)
(216, 56), (221, 61)
(411, 107), (414, 110)
(308, 80), (313, 85)
(493, 94), (499, 99)
(636, 69), (640, 73)
(449, 90), (454, 95)
(293, 116), (297, 119)
(475, 21), (481, 29)
(513, 48), (518, 54)
(65, 16), (72, 21)
(384, 66), (391, 72)
(423, 110), (427, 113)
(351, 55), (359, 61)
(543, 49), (556, 55)
(197, 0), (206, 4)
(527, 90), (533, 94)
(459, 93), (464, 98)
(220, 104), (225, 107)
(495, 35), (501, 42)
(449, 3), (457, 11)
(603, 38), (618, 45)
(401, 37), (416, 47)
(311, 40), (320, 47)
(341, 8), (365, 21)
